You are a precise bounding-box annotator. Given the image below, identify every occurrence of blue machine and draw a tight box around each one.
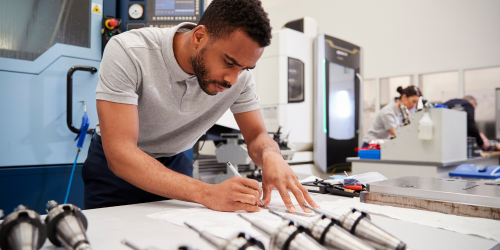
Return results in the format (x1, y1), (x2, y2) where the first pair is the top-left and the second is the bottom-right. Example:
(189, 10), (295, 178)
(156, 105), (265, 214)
(449, 164), (500, 179)
(0, 0), (103, 213)
(0, 0), (102, 168)
(0, 0), (201, 214)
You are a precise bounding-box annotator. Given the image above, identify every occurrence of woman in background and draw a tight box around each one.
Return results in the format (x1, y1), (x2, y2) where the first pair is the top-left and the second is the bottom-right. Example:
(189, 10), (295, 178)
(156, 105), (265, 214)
(362, 86), (422, 147)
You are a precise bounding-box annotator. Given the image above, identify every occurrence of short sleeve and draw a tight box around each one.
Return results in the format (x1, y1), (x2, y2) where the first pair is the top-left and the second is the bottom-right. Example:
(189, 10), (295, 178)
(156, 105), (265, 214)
(230, 71), (260, 114)
(381, 111), (398, 131)
(96, 38), (139, 105)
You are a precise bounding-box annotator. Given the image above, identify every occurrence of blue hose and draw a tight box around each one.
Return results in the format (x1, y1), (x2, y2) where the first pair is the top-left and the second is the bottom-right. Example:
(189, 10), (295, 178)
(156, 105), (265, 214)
(64, 105), (89, 204)
(64, 150), (80, 204)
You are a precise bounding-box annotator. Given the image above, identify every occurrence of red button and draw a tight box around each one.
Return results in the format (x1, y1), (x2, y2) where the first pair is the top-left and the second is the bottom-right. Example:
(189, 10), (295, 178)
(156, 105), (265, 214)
(109, 19), (117, 27)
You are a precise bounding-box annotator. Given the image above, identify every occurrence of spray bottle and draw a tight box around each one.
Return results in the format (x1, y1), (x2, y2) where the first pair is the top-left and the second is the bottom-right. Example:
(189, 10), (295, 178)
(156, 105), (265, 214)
(418, 111), (433, 140)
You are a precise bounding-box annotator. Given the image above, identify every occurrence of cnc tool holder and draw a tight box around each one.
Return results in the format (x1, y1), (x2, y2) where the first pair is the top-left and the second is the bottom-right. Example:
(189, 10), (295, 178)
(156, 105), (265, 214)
(0, 205), (47, 250)
(45, 200), (91, 250)
(307, 206), (407, 250)
(268, 210), (374, 250)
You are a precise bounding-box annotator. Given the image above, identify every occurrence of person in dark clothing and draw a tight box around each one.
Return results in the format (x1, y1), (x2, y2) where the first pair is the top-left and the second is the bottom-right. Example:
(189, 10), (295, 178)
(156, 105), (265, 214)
(444, 96), (490, 150)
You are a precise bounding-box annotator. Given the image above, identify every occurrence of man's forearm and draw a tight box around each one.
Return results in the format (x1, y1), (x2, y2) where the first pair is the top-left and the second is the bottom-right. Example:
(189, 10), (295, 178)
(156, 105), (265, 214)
(105, 143), (209, 203)
(247, 132), (281, 167)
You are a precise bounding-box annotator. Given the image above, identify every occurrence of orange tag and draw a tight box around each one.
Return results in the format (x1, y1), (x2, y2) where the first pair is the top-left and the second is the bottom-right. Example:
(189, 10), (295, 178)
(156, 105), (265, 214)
(343, 185), (362, 191)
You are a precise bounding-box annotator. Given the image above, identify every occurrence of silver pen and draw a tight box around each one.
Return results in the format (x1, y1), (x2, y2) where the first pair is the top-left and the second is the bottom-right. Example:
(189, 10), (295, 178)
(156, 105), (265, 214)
(121, 239), (142, 250)
(227, 161), (267, 208)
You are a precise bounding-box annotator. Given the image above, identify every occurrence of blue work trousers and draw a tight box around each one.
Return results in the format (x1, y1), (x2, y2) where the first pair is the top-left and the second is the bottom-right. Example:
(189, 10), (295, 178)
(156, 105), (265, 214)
(82, 133), (193, 209)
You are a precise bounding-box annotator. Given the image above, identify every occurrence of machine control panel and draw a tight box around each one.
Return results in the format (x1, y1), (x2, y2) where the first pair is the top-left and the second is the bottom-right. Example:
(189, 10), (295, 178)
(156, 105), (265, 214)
(120, 0), (203, 31)
(146, 0), (202, 28)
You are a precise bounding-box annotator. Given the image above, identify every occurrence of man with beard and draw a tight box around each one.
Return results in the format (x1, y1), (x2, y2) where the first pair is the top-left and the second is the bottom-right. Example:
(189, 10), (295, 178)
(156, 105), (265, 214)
(83, 0), (319, 213)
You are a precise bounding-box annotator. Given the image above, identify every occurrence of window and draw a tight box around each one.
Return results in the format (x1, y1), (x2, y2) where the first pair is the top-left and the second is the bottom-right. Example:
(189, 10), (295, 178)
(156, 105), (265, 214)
(380, 76), (413, 107)
(420, 71), (459, 104)
(464, 66), (500, 138)
(0, 0), (90, 61)
(362, 79), (377, 137)
(288, 57), (305, 103)
(328, 62), (355, 140)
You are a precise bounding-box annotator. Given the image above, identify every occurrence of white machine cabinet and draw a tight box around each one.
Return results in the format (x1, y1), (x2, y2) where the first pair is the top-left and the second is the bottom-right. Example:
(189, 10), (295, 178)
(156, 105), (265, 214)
(253, 17), (317, 152)
(381, 108), (467, 163)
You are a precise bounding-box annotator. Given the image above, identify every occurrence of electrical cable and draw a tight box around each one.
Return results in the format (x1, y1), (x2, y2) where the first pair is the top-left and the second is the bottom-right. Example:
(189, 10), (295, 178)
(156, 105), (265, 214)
(64, 149), (80, 204)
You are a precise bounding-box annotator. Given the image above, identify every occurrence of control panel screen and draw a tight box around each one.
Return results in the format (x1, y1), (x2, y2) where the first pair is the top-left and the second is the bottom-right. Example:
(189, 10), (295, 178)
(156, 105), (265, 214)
(155, 0), (195, 16)
(147, 0), (201, 28)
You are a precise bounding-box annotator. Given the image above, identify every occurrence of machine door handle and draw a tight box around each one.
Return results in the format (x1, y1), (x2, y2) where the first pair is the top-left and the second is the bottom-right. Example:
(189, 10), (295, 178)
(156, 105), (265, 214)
(67, 66), (97, 135)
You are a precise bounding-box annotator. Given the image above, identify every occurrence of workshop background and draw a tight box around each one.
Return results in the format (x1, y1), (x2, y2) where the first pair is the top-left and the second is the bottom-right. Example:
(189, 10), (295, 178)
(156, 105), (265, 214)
(1, 0), (499, 214)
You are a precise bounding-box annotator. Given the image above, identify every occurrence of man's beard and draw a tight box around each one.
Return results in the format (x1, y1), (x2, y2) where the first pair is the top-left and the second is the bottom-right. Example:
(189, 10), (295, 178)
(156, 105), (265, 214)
(191, 46), (232, 96)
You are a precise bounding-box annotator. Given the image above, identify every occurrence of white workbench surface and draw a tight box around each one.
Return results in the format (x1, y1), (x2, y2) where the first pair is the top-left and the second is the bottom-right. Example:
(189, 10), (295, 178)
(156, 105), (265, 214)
(38, 192), (499, 250)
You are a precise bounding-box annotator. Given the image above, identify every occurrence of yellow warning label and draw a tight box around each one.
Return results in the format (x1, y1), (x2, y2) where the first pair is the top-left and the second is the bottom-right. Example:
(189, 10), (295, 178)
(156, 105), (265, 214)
(91, 3), (102, 15)
(92, 5), (101, 14)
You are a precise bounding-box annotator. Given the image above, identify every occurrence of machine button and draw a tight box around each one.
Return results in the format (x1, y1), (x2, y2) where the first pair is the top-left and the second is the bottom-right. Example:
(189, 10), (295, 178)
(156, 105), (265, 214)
(109, 18), (118, 27)
(104, 18), (118, 29)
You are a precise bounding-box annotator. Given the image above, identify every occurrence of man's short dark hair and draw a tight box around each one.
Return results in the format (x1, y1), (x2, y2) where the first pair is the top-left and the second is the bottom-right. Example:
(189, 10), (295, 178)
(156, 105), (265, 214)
(197, 0), (272, 47)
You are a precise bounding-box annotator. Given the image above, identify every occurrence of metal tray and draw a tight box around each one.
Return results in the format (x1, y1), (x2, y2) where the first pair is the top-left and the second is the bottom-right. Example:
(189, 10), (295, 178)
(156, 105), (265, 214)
(367, 176), (500, 208)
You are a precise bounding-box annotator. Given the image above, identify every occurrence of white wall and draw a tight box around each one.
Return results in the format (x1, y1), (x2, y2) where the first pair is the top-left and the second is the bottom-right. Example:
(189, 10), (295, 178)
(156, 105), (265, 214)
(261, 0), (500, 79)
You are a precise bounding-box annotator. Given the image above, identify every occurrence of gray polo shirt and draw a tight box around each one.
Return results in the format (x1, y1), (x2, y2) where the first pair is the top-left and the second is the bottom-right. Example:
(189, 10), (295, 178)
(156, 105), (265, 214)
(95, 23), (260, 158)
(362, 102), (403, 143)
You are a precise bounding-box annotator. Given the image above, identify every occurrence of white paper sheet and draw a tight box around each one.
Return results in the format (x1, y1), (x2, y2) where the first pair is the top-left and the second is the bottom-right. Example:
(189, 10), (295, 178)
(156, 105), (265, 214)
(147, 207), (314, 240)
(318, 198), (500, 242)
(148, 207), (273, 239)
(147, 191), (315, 240)
(298, 175), (322, 183)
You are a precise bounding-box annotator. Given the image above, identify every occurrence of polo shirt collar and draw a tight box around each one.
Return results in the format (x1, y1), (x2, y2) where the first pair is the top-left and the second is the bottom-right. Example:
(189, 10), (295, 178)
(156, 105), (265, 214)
(393, 101), (403, 115)
(163, 22), (197, 83)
